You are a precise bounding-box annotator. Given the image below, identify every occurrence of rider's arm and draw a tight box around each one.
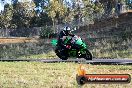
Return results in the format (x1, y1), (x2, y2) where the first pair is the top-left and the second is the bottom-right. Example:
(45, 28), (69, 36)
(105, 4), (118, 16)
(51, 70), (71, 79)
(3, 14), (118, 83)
(58, 34), (67, 47)
(68, 32), (75, 37)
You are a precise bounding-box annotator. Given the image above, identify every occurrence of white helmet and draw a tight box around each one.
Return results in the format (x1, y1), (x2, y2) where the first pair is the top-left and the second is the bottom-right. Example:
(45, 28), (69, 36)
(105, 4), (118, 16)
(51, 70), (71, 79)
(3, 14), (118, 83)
(63, 26), (71, 31)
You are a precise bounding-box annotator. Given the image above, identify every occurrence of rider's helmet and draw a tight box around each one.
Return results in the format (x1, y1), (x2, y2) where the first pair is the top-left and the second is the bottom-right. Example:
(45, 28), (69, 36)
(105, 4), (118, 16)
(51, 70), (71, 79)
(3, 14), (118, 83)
(63, 26), (71, 34)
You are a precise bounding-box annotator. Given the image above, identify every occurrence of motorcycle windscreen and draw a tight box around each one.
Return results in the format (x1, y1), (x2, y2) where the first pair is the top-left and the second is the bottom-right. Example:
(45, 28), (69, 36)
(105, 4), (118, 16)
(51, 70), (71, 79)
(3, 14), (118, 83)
(51, 39), (58, 46)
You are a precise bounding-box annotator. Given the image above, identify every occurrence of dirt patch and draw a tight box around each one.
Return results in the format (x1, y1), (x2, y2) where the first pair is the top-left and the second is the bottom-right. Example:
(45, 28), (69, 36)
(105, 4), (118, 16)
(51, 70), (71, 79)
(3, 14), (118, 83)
(0, 37), (39, 44)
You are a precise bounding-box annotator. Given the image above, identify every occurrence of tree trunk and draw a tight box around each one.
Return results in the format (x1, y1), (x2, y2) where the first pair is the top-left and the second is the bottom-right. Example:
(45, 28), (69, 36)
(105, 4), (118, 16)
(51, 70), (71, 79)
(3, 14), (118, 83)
(53, 18), (56, 33)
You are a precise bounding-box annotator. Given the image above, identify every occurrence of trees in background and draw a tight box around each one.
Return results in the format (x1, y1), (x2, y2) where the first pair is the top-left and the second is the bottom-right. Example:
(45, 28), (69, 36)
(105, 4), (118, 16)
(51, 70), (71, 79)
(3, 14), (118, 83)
(46, 0), (67, 32)
(0, 0), (128, 29)
(12, 0), (36, 28)
(0, 4), (13, 29)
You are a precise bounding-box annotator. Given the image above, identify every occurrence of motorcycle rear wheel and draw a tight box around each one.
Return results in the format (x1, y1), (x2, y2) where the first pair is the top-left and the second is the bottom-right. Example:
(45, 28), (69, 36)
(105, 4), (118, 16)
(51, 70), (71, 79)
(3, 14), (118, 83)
(55, 49), (68, 60)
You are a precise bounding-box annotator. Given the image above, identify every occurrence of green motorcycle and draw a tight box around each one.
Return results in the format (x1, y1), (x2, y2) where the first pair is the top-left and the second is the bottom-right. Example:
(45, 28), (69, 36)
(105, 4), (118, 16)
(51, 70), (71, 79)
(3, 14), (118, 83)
(51, 35), (92, 60)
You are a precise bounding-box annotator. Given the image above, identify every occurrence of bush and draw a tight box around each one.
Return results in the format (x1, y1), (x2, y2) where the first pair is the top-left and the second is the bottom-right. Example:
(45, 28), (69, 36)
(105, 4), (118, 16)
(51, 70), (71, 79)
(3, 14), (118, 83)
(120, 31), (132, 41)
(39, 26), (58, 38)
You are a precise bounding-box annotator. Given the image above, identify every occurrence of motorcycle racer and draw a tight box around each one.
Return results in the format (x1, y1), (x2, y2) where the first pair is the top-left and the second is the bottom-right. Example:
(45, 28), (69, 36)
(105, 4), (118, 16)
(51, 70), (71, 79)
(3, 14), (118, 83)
(57, 26), (74, 50)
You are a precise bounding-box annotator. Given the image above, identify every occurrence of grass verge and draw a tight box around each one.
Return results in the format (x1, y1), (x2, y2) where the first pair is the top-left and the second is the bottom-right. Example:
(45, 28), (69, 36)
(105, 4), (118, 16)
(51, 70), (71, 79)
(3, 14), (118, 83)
(91, 49), (132, 59)
(0, 62), (131, 88)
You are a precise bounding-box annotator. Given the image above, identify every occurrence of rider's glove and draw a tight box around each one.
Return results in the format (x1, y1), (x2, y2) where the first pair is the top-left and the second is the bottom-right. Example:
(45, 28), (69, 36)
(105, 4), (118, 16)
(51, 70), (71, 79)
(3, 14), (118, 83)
(71, 34), (75, 37)
(66, 45), (71, 49)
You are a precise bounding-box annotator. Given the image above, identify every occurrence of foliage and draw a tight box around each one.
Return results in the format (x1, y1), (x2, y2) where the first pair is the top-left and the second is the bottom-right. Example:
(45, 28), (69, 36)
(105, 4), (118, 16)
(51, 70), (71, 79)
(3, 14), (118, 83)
(0, 4), (13, 29)
(31, 12), (52, 27)
(0, 0), (128, 29)
(33, 0), (49, 9)
(46, 0), (67, 32)
(0, 0), (131, 39)
(121, 31), (132, 41)
(39, 26), (57, 38)
(47, 0), (67, 20)
(12, 1), (36, 28)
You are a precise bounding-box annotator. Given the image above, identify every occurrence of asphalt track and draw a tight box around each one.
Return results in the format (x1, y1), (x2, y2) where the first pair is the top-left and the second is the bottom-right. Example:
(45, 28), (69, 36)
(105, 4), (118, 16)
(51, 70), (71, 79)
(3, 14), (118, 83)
(0, 58), (132, 65)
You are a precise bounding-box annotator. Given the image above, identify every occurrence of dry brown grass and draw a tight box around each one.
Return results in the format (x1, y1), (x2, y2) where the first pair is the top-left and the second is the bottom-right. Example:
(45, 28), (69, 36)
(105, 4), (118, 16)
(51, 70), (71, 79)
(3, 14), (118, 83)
(0, 37), (38, 44)
(0, 62), (131, 88)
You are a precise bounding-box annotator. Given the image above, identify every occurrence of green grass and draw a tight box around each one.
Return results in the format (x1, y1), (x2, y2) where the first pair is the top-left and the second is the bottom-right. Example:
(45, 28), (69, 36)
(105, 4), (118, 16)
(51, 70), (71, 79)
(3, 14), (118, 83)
(0, 62), (131, 88)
